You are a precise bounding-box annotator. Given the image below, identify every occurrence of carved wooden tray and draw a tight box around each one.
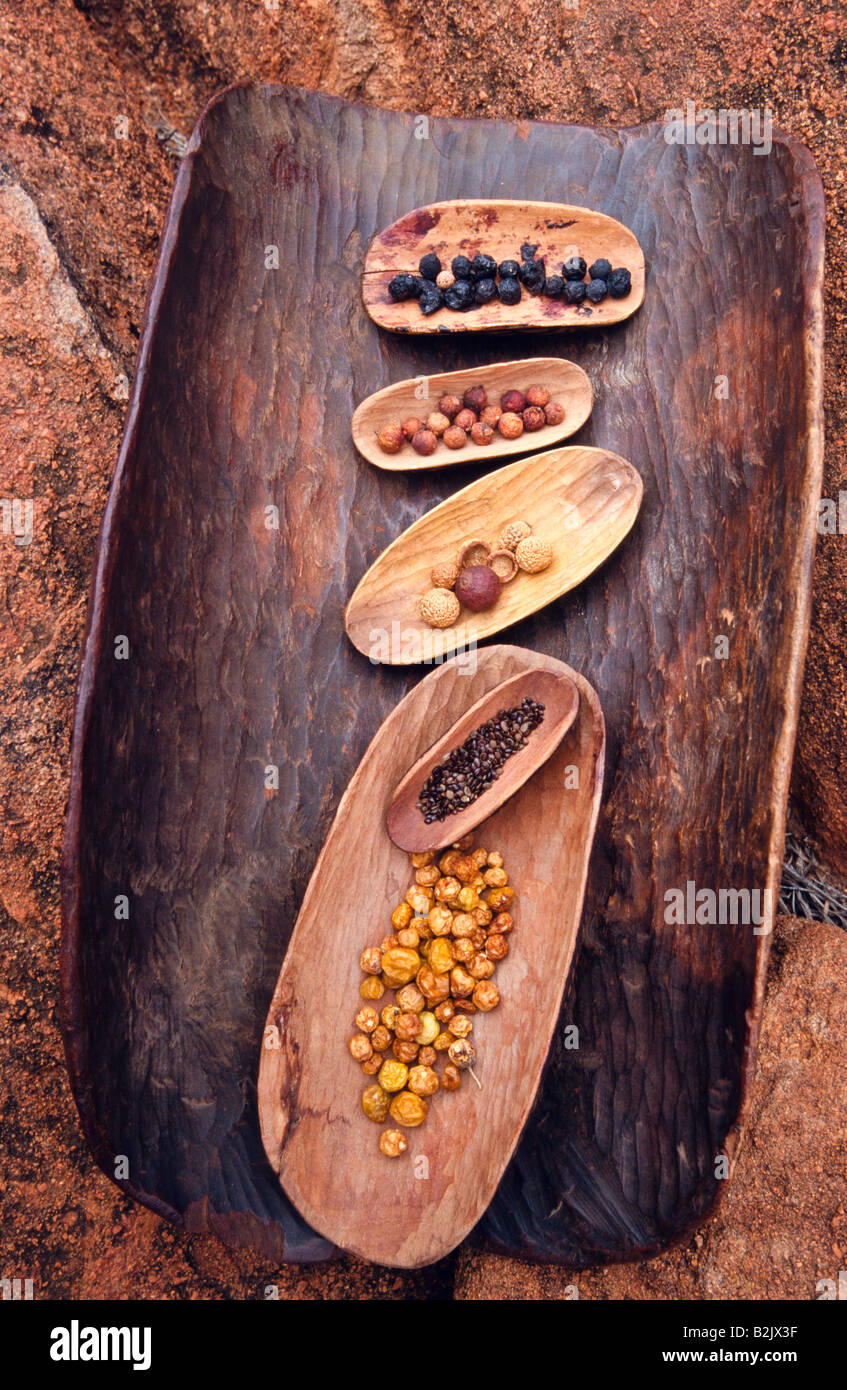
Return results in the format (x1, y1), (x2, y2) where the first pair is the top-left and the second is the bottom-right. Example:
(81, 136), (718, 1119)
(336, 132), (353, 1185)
(60, 85), (824, 1267)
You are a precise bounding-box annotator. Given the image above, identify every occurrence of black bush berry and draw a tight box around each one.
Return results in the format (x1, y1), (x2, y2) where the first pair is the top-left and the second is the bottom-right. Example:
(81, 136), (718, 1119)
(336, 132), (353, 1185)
(388, 273), (420, 301)
(564, 279), (587, 304)
(418, 283), (443, 315)
(518, 260), (546, 295)
(520, 242), (539, 261)
(543, 274), (565, 298)
(474, 277), (498, 304)
(444, 279), (475, 310)
(497, 276), (521, 305)
(470, 253), (497, 281)
(586, 278), (608, 303)
(451, 255), (472, 280)
(498, 259), (520, 279)
(562, 255), (587, 280)
(588, 258), (612, 281)
(607, 267), (632, 298)
(419, 252), (442, 281)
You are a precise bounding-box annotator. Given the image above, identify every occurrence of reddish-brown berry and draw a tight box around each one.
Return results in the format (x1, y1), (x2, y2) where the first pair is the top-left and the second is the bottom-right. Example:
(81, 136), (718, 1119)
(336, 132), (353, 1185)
(500, 389), (526, 413)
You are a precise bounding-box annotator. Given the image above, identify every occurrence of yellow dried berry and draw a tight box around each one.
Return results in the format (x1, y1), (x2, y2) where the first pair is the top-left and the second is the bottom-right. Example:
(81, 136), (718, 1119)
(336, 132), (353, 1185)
(427, 938), (455, 975)
(370, 1025), (391, 1051)
(397, 926), (420, 949)
(457, 886), (480, 911)
(434, 876), (461, 902)
(434, 999), (455, 1022)
(450, 965), (475, 997)
(487, 851), (504, 868)
(381, 947), (421, 987)
(452, 938), (475, 964)
(486, 934), (509, 961)
(473, 980), (500, 1011)
(362, 1085), (390, 1122)
(451, 911), (477, 938)
(379, 1128), (408, 1157)
(491, 911), (513, 934)
(378, 1059), (409, 1093)
(418, 1045), (437, 1067)
(349, 1033), (373, 1061)
(389, 1090), (428, 1127)
(428, 904), (454, 936)
(439, 850), (462, 875)
(381, 1004), (401, 1031)
(469, 954), (495, 980)
(420, 588), (461, 629)
(484, 866), (508, 887)
(441, 1063), (462, 1091)
(486, 886), (515, 911)
(360, 976), (385, 1000)
(393, 1039), (420, 1063)
(395, 1010), (423, 1042)
(514, 536), (553, 573)
(362, 1054), (382, 1075)
(415, 864), (440, 887)
(417, 967), (451, 1002)
(396, 983), (425, 1014)
(414, 1011), (439, 1046)
(453, 855), (477, 884)
(360, 947), (382, 974)
(447, 1014), (474, 1038)
(391, 902), (413, 929)
(355, 1006), (379, 1034)
(433, 1031), (453, 1052)
(407, 1064), (439, 1097)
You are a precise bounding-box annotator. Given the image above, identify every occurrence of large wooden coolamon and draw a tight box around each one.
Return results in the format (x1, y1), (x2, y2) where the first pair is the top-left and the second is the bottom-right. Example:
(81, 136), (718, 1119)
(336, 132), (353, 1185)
(61, 86), (824, 1267)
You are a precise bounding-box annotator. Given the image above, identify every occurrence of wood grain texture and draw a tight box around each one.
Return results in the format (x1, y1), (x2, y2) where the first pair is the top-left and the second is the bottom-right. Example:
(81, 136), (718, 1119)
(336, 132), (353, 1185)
(60, 85), (825, 1266)
(259, 648), (604, 1267)
(345, 446), (643, 664)
(386, 667), (580, 852)
(351, 356), (593, 471)
(362, 199), (645, 332)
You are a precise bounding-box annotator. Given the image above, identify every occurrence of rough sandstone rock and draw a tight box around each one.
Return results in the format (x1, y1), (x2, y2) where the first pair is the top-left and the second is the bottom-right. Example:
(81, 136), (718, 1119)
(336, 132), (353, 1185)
(455, 918), (847, 1300)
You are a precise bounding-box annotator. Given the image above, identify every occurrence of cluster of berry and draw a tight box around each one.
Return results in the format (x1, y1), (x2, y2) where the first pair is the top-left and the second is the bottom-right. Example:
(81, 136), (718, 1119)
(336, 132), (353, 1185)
(387, 243), (632, 316)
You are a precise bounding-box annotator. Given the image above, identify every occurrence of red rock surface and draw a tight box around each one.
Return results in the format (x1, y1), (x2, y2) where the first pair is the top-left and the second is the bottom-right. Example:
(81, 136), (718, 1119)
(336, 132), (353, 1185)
(0, 0), (844, 1299)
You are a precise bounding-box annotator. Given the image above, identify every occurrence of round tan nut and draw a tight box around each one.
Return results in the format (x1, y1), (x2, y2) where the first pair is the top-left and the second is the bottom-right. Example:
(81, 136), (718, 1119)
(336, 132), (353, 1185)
(430, 560), (460, 590)
(457, 538), (491, 568)
(426, 411), (451, 437)
(514, 536), (553, 573)
(500, 521), (533, 551)
(420, 588), (461, 628)
(442, 425), (468, 449)
(435, 271), (455, 291)
(525, 385), (551, 408)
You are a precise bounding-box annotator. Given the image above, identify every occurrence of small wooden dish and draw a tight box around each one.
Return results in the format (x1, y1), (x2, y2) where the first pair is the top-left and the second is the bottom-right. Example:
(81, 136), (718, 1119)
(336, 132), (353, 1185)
(345, 445), (643, 665)
(258, 646), (605, 1268)
(386, 669), (579, 852)
(363, 199), (645, 333)
(352, 357), (593, 471)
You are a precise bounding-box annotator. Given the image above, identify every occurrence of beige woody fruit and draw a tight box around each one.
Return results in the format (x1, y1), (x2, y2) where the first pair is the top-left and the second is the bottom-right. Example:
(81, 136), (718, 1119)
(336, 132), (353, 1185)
(430, 560), (460, 590)
(500, 520), (533, 551)
(420, 588), (461, 628)
(514, 535), (553, 573)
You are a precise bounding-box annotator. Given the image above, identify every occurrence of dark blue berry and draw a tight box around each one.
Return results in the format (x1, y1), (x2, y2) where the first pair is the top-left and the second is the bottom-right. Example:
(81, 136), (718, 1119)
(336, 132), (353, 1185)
(498, 259), (520, 279)
(419, 283), (444, 315)
(419, 253), (442, 281)
(543, 274), (565, 298)
(586, 278), (608, 303)
(470, 253), (497, 281)
(474, 277), (497, 304)
(564, 280), (587, 304)
(563, 256), (587, 280)
(444, 279), (475, 310)
(520, 242), (539, 261)
(451, 255), (472, 280)
(607, 267), (632, 298)
(518, 260), (546, 295)
(497, 276), (521, 305)
(388, 273), (419, 301)
(588, 258), (612, 281)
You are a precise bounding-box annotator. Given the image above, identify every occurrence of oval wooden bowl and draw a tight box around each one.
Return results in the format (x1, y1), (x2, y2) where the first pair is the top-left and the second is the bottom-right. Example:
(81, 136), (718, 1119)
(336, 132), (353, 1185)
(352, 357), (593, 471)
(386, 668), (580, 852)
(258, 646), (605, 1268)
(363, 199), (645, 334)
(345, 445), (643, 665)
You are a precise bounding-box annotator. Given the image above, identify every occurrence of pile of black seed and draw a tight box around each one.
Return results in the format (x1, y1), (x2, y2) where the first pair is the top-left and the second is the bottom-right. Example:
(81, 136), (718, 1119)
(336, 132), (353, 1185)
(417, 697), (546, 823)
(388, 243), (632, 317)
